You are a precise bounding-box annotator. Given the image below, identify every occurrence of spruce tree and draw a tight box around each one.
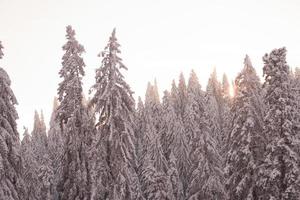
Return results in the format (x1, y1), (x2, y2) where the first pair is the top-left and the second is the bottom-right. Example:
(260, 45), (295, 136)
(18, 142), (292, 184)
(160, 91), (179, 159)
(221, 73), (232, 152)
(163, 96), (185, 199)
(292, 67), (300, 125)
(21, 128), (39, 200)
(225, 55), (265, 200)
(89, 29), (143, 199)
(56, 25), (91, 200)
(134, 97), (147, 174)
(31, 111), (48, 165)
(258, 47), (300, 199)
(170, 79), (178, 106)
(140, 116), (173, 199)
(32, 111), (53, 200)
(186, 70), (226, 200)
(140, 155), (172, 200)
(167, 152), (181, 200)
(38, 162), (53, 200)
(0, 41), (26, 199)
(206, 68), (223, 147)
(48, 97), (63, 200)
(145, 81), (162, 134)
(175, 73), (188, 119)
(161, 90), (188, 199)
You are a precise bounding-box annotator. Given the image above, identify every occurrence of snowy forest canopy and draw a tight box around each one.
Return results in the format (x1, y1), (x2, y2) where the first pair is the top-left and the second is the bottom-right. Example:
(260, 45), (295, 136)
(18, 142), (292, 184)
(0, 26), (300, 200)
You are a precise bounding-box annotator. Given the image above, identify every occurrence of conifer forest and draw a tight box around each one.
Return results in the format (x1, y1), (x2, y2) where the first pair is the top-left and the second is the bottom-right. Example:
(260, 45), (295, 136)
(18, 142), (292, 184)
(1, 26), (300, 200)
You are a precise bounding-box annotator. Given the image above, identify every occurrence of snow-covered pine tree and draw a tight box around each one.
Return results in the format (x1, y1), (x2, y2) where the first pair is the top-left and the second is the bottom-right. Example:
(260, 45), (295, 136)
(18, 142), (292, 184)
(89, 125), (111, 200)
(161, 90), (187, 199)
(140, 154), (172, 200)
(30, 110), (53, 199)
(225, 55), (265, 200)
(47, 97), (63, 200)
(89, 28), (143, 199)
(161, 91), (178, 158)
(134, 97), (147, 173)
(185, 70), (204, 198)
(291, 67), (300, 156)
(145, 116), (168, 175)
(0, 41), (26, 199)
(167, 152), (181, 200)
(144, 81), (162, 135)
(38, 157), (53, 200)
(140, 161), (174, 200)
(258, 47), (300, 199)
(31, 110), (48, 165)
(206, 68), (223, 145)
(291, 67), (300, 124)
(168, 75), (193, 199)
(56, 25), (91, 200)
(140, 115), (174, 200)
(170, 79), (178, 105)
(185, 70), (226, 200)
(184, 70), (203, 145)
(221, 73), (232, 152)
(21, 128), (39, 200)
(174, 73), (188, 120)
(33, 111), (53, 200)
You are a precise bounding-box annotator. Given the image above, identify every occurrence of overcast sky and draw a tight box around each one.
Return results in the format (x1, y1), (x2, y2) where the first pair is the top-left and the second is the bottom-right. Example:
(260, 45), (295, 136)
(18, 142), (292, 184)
(1, 0), (300, 134)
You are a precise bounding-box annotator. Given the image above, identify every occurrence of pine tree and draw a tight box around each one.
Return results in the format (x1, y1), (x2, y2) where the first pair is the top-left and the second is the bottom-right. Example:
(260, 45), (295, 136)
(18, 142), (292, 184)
(167, 152), (181, 200)
(48, 97), (64, 200)
(184, 70), (203, 145)
(56, 25), (91, 200)
(291, 67), (300, 124)
(161, 90), (187, 199)
(31, 111), (48, 165)
(185, 70), (204, 198)
(173, 121), (190, 199)
(258, 47), (300, 199)
(140, 154), (172, 200)
(89, 127), (111, 200)
(139, 115), (173, 199)
(21, 128), (39, 200)
(160, 91), (178, 159)
(291, 68), (300, 157)
(146, 118), (168, 174)
(221, 73), (232, 153)
(134, 97), (147, 174)
(170, 79), (178, 105)
(145, 81), (162, 135)
(206, 68), (224, 147)
(225, 55), (265, 200)
(38, 157), (53, 200)
(89, 28), (143, 199)
(185, 70), (226, 199)
(173, 73), (188, 119)
(32, 111), (53, 200)
(0, 41), (26, 199)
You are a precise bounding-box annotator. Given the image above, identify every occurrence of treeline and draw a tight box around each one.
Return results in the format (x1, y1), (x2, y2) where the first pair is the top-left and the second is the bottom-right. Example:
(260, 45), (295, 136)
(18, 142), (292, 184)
(0, 26), (300, 200)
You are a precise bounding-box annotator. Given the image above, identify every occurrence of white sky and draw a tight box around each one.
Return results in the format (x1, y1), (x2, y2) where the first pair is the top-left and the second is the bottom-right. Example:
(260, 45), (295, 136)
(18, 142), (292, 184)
(1, 0), (300, 135)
